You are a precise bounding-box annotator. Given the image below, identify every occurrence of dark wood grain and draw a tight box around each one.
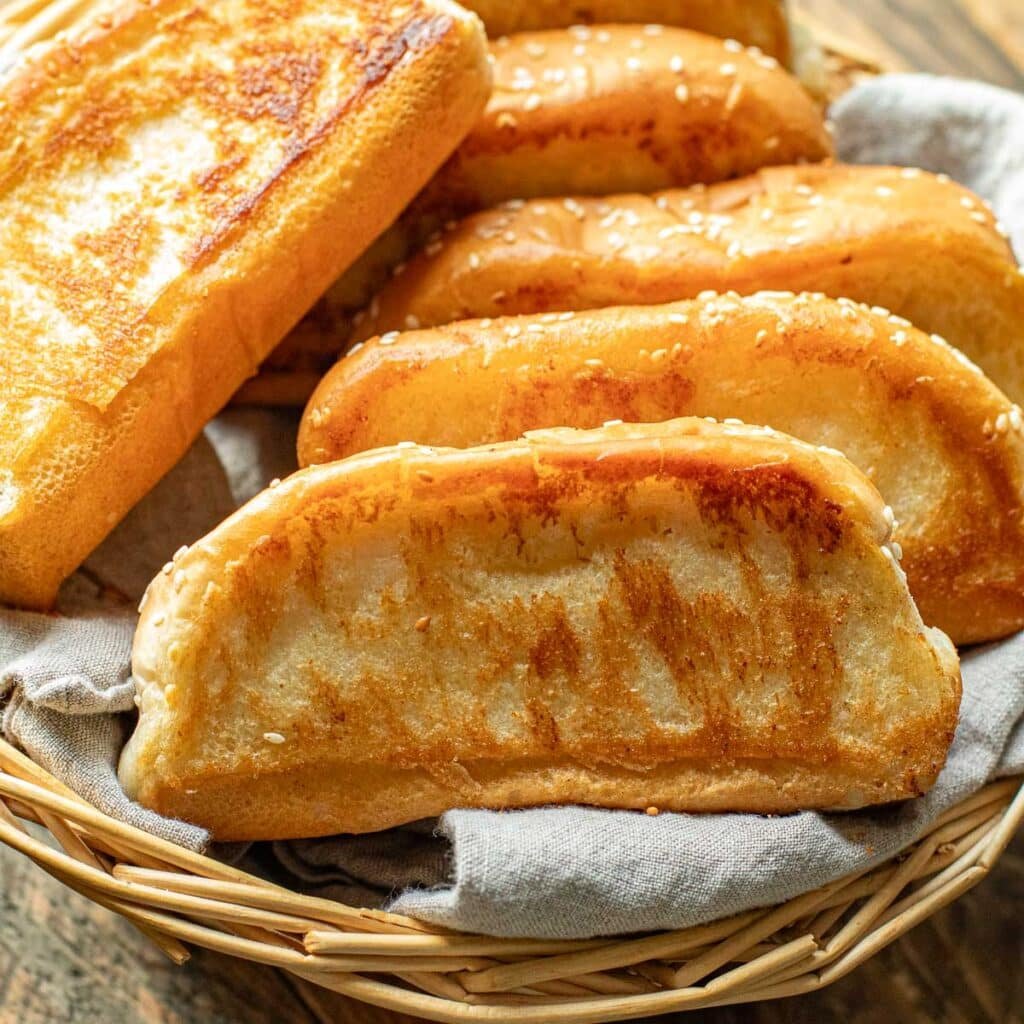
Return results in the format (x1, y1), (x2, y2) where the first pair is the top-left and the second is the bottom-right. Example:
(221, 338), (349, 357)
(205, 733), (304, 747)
(2, 2), (1022, 1022)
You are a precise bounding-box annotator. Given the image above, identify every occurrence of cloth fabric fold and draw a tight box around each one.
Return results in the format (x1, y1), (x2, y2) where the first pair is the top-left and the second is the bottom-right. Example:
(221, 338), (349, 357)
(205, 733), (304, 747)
(2, 73), (1023, 938)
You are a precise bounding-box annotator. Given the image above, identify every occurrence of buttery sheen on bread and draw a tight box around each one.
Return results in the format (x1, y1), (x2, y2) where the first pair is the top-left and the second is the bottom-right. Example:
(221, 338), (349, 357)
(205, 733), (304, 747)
(350, 165), (1024, 406)
(244, 26), (830, 402)
(460, 0), (791, 62)
(120, 418), (960, 839)
(0, 0), (490, 608)
(301, 292), (1024, 645)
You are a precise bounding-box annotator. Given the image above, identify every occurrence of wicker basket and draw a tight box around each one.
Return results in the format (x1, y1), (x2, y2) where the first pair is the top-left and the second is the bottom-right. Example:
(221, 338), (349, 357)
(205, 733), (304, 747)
(3, 738), (1021, 1021)
(1, 1), (1019, 1020)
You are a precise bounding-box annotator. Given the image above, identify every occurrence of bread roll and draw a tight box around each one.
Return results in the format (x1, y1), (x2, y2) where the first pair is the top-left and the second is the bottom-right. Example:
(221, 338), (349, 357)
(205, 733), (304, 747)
(242, 26), (831, 403)
(0, 0), (490, 609)
(460, 0), (791, 62)
(301, 292), (1024, 645)
(351, 165), (1024, 406)
(120, 418), (960, 839)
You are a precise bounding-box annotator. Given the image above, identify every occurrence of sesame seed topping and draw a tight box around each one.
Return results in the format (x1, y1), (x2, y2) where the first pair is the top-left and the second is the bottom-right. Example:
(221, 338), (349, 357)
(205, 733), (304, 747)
(263, 732), (286, 744)
(417, 470), (434, 482)
(603, 419), (624, 427)
(960, 195), (976, 209)
(584, 358), (604, 368)
(723, 38), (743, 53)
(669, 55), (685, 73)
(875, 186), (894, 198)
(415, 615), (431, 632)
(891, 330), (908, 345)
(523, 93), (541, 112)
(668, 312), (689, 324)
(524, 41), (546, 59)
(970, 211), (988, 224)
(643, 24), (663, 35)
(397, 441), (417, 449)
(674, 83), (690, 103)
(468, 252), (481, 270)
(720, 62), (737, 76)
(900, 167), (921, 179)
(626, 57), (642, 71)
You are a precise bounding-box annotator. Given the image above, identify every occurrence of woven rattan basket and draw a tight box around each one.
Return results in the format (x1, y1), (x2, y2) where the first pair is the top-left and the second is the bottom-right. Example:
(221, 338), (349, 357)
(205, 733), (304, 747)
(1, 1), (1019, 1020)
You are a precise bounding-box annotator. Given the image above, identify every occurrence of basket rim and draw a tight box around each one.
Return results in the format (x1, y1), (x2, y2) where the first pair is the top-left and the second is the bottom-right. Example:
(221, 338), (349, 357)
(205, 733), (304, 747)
(2, 735), (1022, 1022)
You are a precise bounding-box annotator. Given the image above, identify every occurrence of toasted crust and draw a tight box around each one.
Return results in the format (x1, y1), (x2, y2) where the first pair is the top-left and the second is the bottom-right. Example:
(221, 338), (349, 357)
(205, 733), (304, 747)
(301, 292), (1024, 645)
(350, 164), (1024, 406)
(120, 418), (960, 839)
(0, 0), (490, 608)
(244, 26), (830, 400)
(460, 0), (791, 62)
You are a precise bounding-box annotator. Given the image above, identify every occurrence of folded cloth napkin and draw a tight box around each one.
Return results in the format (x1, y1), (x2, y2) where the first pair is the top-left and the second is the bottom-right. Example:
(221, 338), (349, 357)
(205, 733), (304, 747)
(2, 73), (1024, 939)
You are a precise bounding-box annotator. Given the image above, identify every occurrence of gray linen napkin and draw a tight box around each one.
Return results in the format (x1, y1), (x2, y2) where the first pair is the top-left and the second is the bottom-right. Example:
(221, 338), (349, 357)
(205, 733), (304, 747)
(2, 73), (1023, 939)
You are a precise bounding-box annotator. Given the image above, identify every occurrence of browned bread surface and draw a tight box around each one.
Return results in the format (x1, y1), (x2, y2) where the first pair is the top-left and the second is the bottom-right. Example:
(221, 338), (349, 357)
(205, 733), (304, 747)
(246, 25), (830, 399)
(351, 164), (1024, 407)
(301, 292), (1024, 645)
(0, 0), (490, 607)
(120, 418), (961, 839)
(459, 0), (791, 62)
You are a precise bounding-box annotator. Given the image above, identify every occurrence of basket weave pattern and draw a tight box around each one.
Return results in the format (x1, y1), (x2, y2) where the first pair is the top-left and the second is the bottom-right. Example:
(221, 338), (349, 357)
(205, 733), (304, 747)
(0, 1), (1020, 1020)
(2, 737), (1021, 1021)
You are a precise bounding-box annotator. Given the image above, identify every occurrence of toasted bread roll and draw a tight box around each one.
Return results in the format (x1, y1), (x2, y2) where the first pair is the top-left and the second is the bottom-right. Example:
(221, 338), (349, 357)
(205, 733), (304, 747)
(0, 0), (490, 609)
(121, 418), (960, 838)
(302, 292), (1024, 644)
(242, 26), (831, 403)
(352, 165), (1024, 406)
(461, 0), (791, 62)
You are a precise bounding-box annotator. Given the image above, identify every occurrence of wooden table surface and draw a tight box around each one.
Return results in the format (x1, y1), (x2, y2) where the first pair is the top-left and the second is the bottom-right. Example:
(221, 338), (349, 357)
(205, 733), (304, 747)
(3, 3), (1023, 1023)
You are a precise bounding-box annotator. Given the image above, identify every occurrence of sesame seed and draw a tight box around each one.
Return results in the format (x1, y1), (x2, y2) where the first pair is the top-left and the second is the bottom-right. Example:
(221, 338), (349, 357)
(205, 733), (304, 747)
(415, 615), (432, 632)
(668, 312), (689, 324)
(603, 419), (624, 427)
(726, 240), (742, 258)
(405, 315), (421, 329)
(755, 329), (768, 345)
(503, 230), (517, 243)
(674, 83), (690, 103)
(1011, 407), (1023, 430)
(875, 186), (894, 198)
(756, 54), (779, 70)
(397, 440), (417, 449)
(720, 62), (737, 76)
(960, 195), (976, 209)
(763, 136), (779, 150)
(527, 324), (545, 334)
(669, 55), (685, 73)
(496, 111), (518, 128)
(523, 93), (541, 112)
(891, 330), (908, 345)
(506, 324), (522, 338)
(558, 312), (575, 321)
(629, 37), (644, 51)
(263, 732), (286, 744)
(596, 29), (611, 43)
(643, 24), (663, 35)
(900, 167), (921, 179)
(584, 358), (604, 368)
(646, 806), (661, 816)
(468, 252), (481, 270)
(651, 348), (668, 362)
(723, 38), (743, 52)
(724, 81), (743, 113)
(626, 57), (642, 71)
(524, 41), (546, 59)
(971, 211), (988, 224)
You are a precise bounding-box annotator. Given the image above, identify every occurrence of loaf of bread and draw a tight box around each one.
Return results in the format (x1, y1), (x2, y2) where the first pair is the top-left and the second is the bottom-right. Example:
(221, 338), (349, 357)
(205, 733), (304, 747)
(0, 0), (490, 608)
(460, 0), (791, 62)
(351, 164), (1024, 406)
(301, 292), (1024, 645)
(243, 26), (830, 403)
(120, 418), (960, 839)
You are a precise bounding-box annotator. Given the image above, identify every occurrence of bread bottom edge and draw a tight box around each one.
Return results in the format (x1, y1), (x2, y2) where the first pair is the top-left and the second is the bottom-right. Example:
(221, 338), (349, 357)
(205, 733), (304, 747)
(129, 751), (948, 841)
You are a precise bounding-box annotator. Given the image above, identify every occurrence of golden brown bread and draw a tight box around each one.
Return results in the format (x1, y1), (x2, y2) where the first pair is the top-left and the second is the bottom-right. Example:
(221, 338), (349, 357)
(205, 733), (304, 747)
(0, 0), (490, 608)
(120, 418), (960, 839)
(459, 0), (791, 62)
(244, 26), (831, 402)
(301, 292), (1024, 645)
(350, 164), (1024, 406)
